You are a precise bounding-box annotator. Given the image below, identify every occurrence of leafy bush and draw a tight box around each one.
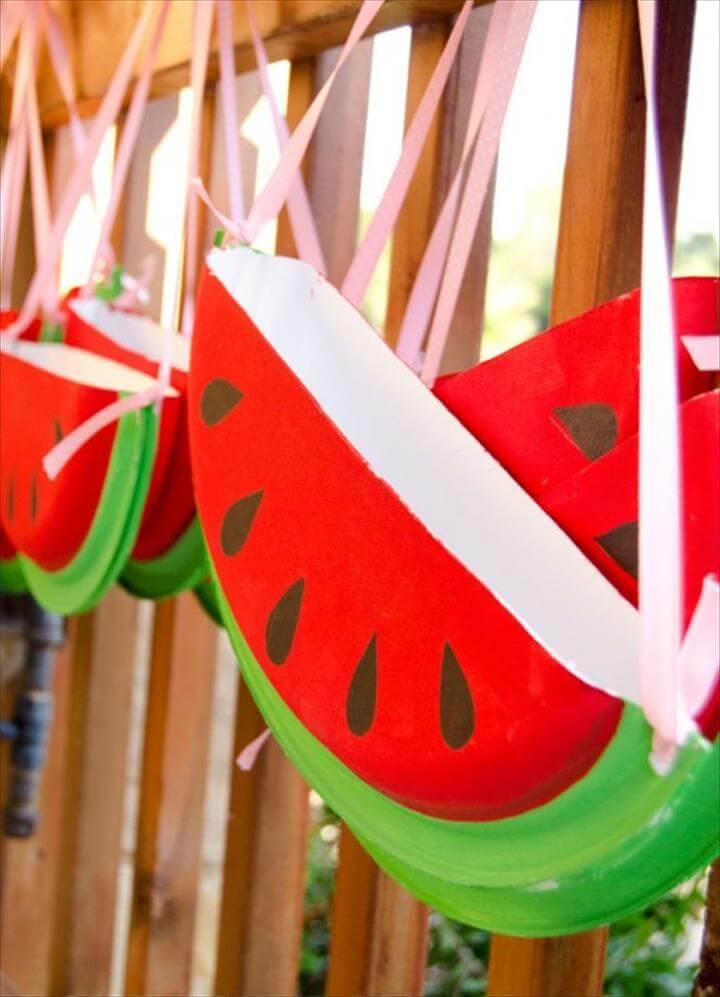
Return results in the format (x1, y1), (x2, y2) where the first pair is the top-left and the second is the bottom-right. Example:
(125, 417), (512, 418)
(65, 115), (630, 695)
(298, 801), (706, 997)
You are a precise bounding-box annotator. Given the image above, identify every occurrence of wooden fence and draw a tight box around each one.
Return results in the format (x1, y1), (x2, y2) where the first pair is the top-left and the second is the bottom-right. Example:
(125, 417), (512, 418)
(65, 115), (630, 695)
(0, 1), (708, 995)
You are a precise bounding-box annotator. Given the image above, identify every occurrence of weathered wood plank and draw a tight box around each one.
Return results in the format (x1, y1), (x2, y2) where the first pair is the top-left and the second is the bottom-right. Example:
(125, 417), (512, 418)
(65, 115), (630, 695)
(120, 86), (221, 958)
(124, 593), (219, 996)
(0, 139), (65, 997)
(19, 1), (487, 130)
(327, 8), (498, 991)
(41, 114), (139, 997)
(384, 19), (447, 348)
(213, 59), (319, 997)
(48, 591), (140, 997)
(488, 1), (695, 992)
(309, 38), (373, 286)
(550, 0), (694, 326)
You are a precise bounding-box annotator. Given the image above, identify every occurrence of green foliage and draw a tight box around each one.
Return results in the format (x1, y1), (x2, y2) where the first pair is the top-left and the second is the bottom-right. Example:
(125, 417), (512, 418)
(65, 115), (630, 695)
(424, 914), (489, 997)
(299, 797), (339, 997)
(673, 232), (720, 277)
(298, 806), (707, 997)
(604, 876), (706, 997)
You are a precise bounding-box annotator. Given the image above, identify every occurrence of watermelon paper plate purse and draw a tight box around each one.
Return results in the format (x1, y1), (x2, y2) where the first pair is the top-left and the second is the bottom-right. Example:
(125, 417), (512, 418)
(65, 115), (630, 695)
(187, 246), (719, 935)
(0, 338), (174, 614)
(0, 312), (42, 593)
(63, 294), (207, 599)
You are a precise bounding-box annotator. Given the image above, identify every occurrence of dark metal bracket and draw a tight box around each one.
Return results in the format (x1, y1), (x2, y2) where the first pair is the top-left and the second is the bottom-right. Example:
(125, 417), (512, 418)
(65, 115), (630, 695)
(0, 595), (65, 838)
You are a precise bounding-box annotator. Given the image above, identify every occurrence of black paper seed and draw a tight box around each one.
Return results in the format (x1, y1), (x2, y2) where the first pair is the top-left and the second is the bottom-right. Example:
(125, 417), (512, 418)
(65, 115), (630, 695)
(6, 479), (14, 521)
(266, 580), (304, 665)
(347, 636), (377, 736)
(30, 474), (38, 523)
(440, 644), (474, 749)
(553, 403), (618, 460)
(53, 418), (63, 444)
(200, 378), (243, 426)
(220, 491), (263, 556)
(596, 521), (639, 579)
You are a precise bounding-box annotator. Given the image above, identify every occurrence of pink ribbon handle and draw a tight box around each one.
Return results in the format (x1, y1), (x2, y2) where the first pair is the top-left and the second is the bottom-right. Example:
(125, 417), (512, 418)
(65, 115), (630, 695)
(43, 387), (158, 480)
(420, 0), (538, 385)
(194, 0), (384, 248)
(636, 0), (689, 766)
(240, 0), (384, 243)
(41, 0), (176, 479)
(245, 0), (326, 274)
(83, 0), (172, 295)
(181, 0), (215, 338)
(25, 3), (55, 313)
(4, 0), (155, 339)
(342, 0), (473, 310)
(216, 0), (246, 225)
(393, 0), (518, 370)
(236, 727), (271, 771)
(0, 0), (23, 72)
(0, 2), (34, 310)
(42, 1), (90, 162)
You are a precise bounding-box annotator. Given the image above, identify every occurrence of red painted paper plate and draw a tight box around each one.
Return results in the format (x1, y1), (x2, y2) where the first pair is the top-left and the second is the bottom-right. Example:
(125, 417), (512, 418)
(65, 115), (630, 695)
(0, 311), (42, 593)
(188, 246), (718, 933)
(0, 339), (170, 614)
(63, 295), (206, 598)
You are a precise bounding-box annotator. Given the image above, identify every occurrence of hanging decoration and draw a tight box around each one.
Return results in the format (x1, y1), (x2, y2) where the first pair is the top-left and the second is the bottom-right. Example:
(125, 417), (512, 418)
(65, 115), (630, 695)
(186, 0), (719, 936)
(0, 0), (716, 938)
(0, 0), (177, 612)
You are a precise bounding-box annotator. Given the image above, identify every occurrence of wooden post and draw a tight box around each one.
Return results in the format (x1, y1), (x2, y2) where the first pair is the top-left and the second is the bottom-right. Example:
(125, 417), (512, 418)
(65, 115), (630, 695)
(694, 860), (720, 997)
(124, 87), (220, 997)
(124, 593), (219, 996)
(488, 2), (695, 994)
(48, 591), (142, 997)
(327, 9), (496, 996)
(213, 56), (339, 997)
(34, 113), (143, 997)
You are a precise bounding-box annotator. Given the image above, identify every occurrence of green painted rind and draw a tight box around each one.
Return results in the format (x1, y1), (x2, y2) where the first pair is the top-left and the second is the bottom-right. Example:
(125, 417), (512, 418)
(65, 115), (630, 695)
(210, 572), (719, 932)
(0, 556), (27, 594)
(359, 803), (718, 937)
(20, 404), (158, 615)
(194, 574), (223, 625)
(121, 516), (207, 599)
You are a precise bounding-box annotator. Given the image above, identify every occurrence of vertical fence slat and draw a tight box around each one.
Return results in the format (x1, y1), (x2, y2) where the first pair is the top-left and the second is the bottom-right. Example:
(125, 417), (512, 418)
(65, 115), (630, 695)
(124, 83), (219, 997)
(385, 19), (449, 350)
(436, 4), (496, 372)
(49, 591), (141, 997)
(309, 38), (374, 285)
(487, 1), (695, 993)
(326, 13), (496, 995)
(41, 116), (142, 997)
(325, 24), (438, 997)
(0, 136), (65, 997)
(124, 593), (219, 996)
(213, 59), (321, 997)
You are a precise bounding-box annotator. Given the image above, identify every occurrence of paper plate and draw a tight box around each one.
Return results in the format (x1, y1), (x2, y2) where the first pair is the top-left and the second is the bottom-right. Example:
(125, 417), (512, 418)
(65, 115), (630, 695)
(189, 246), (719, 932)
(0, 311), (41, 595)
(64, 296), (205, 598)
(0, 340), (168, 614)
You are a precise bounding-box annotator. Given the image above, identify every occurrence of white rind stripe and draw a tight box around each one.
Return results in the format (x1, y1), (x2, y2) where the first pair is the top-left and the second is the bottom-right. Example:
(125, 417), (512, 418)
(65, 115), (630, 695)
(1, 338), (178, 396)
(69, 297), (190, 373)
(209, 245), (641, 705)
